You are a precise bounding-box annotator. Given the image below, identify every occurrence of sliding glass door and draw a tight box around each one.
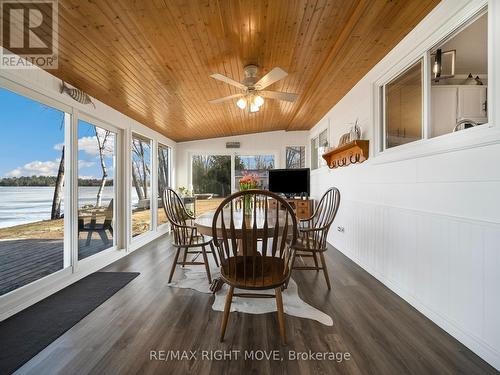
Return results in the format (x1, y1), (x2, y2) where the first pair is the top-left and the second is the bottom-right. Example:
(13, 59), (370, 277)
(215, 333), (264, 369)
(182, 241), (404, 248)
(131, 133), (152, 237)
(192, 155), (231, 198)
(191, 155), (231, 216)
(157, 144), (171, 226)
(77, 119), (117, 259)
(0, 82), (174, 303)
(0, 87), (70, 296)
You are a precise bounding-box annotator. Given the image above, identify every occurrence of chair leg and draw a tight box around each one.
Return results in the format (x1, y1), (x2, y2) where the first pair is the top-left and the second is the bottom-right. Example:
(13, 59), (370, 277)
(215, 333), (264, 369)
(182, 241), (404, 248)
(209, 241), (219, 267)
(201, 245), (212, 284)
(168, 247), (181, 283)
(285, 255), (296, 289)
(319, 252), (331, 290)
(312, 251), (320, 272)
(275, 287), (286, 345)
(98, 229), (109, 246)
(220, 286), (234, 342)
(85, 230), (93, 246)
(181, 247), (188, 267)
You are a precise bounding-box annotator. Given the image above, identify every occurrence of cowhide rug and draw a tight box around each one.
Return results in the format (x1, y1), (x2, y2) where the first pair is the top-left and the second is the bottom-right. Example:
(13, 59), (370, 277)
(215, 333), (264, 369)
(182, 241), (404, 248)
(168, 257), (333, 326)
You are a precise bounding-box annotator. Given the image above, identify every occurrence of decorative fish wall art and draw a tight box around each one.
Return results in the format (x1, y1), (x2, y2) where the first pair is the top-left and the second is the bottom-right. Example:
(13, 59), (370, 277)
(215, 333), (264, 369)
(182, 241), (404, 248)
(60, 81), (96, 108)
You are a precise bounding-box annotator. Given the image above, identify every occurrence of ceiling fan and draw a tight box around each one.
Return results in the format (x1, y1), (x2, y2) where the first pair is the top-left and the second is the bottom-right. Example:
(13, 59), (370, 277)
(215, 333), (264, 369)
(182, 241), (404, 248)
(208, 65), (298, 113)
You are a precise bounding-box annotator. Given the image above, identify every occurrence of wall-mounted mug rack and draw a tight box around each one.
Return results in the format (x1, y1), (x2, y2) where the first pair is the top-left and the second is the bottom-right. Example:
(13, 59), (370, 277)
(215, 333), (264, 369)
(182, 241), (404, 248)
(322, 140), (369, 169)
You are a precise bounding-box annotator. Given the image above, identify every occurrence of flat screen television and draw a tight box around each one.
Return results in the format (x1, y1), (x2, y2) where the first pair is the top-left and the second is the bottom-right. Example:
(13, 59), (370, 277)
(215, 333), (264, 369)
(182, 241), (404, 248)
(268, 168), (310, 197)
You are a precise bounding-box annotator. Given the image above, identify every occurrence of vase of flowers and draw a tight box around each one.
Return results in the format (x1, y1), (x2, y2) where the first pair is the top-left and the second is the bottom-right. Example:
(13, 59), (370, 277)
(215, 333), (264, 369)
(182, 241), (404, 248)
(239, 173), (259, 215)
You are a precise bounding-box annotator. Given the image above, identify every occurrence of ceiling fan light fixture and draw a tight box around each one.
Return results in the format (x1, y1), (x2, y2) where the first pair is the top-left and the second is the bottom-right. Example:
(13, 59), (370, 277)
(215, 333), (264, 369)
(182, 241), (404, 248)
(254, 95), (264, 107)
(250, 102), (260, 113)
(236, 97), (247, 109)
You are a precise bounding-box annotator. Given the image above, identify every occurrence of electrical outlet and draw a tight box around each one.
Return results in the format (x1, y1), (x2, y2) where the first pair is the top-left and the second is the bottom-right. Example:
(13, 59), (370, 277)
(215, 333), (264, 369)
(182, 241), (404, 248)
(337, 226), (345, 233)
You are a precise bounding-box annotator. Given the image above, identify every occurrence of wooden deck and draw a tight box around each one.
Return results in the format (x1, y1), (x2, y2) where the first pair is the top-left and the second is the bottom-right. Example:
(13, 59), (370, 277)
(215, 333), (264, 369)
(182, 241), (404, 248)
(0, 200), (223, 297)
(0, 237), (110, 296)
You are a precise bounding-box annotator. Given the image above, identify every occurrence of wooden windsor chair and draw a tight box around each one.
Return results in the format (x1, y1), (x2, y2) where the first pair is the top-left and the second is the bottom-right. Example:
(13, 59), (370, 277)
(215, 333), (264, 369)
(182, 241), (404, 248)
(162, 188), (219, 284)
(292, 187), (340, 290)
(211, 189), (298, 344)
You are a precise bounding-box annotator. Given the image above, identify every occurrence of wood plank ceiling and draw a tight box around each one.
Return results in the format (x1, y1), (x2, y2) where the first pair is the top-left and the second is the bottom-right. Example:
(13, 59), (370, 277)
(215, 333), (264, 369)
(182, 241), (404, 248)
(46, 0), (439, 141)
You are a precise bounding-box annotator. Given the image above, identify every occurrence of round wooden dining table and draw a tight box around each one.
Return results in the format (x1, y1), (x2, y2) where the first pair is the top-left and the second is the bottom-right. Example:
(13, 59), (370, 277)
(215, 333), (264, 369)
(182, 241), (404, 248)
(194, 208), (293, 239)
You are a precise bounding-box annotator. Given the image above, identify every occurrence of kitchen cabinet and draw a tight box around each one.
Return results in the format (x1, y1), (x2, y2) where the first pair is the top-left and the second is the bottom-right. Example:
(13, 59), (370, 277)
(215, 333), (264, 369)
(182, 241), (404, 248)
(431, 85), (487, 137)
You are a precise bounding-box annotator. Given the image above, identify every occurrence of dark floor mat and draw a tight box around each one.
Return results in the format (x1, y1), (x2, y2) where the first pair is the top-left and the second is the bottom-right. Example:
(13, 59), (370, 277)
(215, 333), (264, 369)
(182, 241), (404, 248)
(0, 271), (139, 374)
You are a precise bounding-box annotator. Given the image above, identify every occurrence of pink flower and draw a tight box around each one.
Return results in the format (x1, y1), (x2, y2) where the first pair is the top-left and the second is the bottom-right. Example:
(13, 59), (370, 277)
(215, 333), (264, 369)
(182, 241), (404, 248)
(239, 171), (259, 189)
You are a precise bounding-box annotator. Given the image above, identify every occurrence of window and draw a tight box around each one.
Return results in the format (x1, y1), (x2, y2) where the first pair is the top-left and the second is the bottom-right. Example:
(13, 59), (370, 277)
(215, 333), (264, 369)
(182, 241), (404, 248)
(318, 129), (329, 167)
(131, 133), (152, 237)
(235, 155), (275, 190)
(311, 128), (328, 169)
(157, 143), (171, 226)
(310, 138), (318, 170)
(384, 59), (423, 149)
(286, 146), (305, 169)
(191, 155), (231, 216)
(77, 120), (116, 259)
(380, 10), (488, 150)
(430, 12), (488, 137)
(0, 88), (70, 295)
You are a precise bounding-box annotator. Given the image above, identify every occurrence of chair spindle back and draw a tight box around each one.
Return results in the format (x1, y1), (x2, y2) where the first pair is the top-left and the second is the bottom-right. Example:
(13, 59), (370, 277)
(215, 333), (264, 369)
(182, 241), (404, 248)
(212, 189), (298, 288)
(162, 188), (196, 246)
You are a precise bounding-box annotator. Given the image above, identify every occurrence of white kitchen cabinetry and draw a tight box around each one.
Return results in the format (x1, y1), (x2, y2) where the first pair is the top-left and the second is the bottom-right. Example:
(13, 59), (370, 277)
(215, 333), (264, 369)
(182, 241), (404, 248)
(458, 86), (487, 120)
(431, 85), (487, 137)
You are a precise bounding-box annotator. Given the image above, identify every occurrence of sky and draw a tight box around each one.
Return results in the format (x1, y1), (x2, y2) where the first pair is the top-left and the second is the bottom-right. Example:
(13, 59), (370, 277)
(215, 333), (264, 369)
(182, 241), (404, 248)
(0, 88), (114, 180)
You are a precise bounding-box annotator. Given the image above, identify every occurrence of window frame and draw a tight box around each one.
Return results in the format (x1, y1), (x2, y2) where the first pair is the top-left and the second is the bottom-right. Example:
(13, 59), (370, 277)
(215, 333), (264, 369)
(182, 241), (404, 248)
(310, 125), (329, 171)
(285, 145), (306, 169)
(188, 151), (279, 194)
(157, 142), (171, 228)
(374, 5), (494, 160)
(234, 153), (276, 190)
(381, 57), (425, 151)
(76, 114), (121, 260)
(0, 74), (174, 317)
(0, 81), (74, 279)
(130, 131), (154, 241)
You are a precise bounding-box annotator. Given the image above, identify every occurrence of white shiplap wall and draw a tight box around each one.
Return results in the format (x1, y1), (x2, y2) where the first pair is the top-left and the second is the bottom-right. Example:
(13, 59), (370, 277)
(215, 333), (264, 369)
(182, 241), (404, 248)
(309, 0), (500, 370)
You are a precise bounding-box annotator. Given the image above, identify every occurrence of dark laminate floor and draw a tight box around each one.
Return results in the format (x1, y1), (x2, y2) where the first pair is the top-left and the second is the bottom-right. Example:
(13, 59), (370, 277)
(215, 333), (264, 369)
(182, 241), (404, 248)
(16, 235), (497, 375)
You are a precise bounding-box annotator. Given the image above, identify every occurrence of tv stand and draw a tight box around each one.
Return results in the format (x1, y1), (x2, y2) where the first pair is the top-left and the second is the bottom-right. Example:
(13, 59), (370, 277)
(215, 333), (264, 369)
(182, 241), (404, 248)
(269, 198), (314, 220)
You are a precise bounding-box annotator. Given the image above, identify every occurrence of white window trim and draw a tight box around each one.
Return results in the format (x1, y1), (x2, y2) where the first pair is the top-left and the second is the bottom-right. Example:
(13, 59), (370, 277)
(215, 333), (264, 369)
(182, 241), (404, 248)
(285, 145), (307, 169)
(76, 114), (121, 260)
(0, 72), (173, 320)
(187, 151), (279, 194)
(372, 1), (499, 164)
(234, 152), (278, 192)
(130, 131), (154, 243)
(309, 123), (330, 174)
(157, 143), (172, 229)
(380, 56), (425, 151)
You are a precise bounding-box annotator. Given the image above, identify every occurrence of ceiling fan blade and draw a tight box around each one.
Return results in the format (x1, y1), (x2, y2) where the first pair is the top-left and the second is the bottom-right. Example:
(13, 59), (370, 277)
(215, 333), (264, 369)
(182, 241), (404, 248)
(208, 93), (244, 104)
(210, 73), (247, 91)
(260, 90), (298, 102)
(255, 67), (288, 89)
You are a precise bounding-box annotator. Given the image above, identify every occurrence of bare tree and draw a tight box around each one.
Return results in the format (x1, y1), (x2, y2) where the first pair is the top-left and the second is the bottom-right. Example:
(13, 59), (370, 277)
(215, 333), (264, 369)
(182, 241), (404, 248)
(95, 127), (111, 207)
(51, 146), (65, 219)
(158, 147), (169, 195)
(132, 162), (144, 200)
(132, 138), (150, 200)
(51, 115), (65, 220)
(286, 146), (303, 168)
